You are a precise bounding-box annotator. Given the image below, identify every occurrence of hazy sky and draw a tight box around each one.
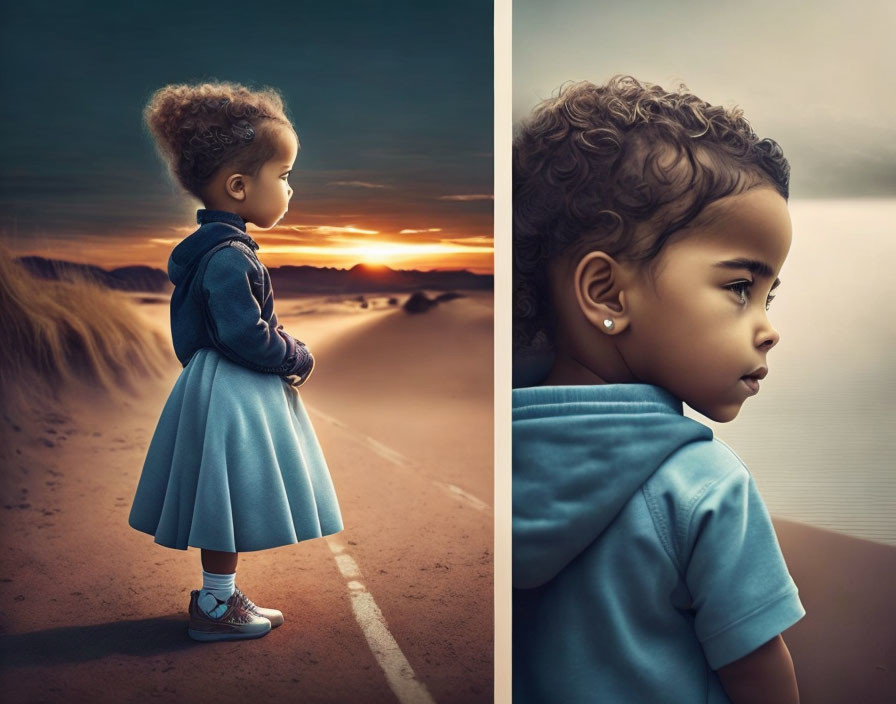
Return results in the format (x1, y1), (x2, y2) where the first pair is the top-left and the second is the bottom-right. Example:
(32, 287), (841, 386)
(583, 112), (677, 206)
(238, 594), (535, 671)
(0, 0), (493, 271)
(514, 0), (896, 199)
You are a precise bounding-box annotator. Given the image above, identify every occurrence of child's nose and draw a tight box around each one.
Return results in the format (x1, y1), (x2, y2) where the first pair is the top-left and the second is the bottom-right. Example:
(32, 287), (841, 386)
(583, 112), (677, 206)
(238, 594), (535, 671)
(756, 320), (780, 351)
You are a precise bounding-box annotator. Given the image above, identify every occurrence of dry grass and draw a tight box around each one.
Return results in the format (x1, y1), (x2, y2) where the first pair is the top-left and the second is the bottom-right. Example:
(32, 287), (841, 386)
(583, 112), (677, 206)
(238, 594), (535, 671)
(0, 246), (171, 417)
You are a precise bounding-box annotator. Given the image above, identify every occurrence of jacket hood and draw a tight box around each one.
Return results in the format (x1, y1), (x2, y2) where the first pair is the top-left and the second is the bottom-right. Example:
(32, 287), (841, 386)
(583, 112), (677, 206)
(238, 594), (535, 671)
(167, 211), (259, 286)
(513, 384), (712, 589)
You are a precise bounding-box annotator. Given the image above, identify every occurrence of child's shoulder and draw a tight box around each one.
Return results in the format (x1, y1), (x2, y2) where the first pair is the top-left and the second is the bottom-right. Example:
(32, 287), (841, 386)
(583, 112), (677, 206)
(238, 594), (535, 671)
(202, 238), (260, 274)
(213, 238), (256, 261)
(655, 435), (751, 491)
(642, 437), (758, 559)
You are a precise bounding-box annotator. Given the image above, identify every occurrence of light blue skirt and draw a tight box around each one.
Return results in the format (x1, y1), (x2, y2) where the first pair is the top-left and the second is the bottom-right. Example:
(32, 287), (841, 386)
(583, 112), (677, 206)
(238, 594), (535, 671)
(128, 348), (343, 552)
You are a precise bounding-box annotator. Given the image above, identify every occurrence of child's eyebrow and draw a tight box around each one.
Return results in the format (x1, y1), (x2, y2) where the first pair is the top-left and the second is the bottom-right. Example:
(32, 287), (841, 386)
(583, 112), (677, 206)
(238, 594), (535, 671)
(715, 258), (781, 289)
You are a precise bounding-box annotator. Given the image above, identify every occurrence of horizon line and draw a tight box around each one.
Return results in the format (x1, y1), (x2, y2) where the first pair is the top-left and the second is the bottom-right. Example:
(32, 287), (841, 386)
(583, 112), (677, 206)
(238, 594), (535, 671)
(11, 253), (495, 276)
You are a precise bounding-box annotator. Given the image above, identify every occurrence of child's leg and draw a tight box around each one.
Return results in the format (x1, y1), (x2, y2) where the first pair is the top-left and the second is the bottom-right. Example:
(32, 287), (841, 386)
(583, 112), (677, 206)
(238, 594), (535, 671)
(200, 548), (238, 574)
(197, 549), (239, 618)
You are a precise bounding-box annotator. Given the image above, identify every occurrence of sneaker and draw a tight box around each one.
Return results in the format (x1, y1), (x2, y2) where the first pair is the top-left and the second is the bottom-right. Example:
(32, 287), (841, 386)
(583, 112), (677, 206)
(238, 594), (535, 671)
(187, 589), (272, 642)
(234, 586), (284, 628)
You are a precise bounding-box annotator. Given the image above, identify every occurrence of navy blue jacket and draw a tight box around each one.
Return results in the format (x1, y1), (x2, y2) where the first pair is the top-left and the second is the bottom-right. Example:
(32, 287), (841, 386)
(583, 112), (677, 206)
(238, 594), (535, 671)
(167, 209), (312, 377)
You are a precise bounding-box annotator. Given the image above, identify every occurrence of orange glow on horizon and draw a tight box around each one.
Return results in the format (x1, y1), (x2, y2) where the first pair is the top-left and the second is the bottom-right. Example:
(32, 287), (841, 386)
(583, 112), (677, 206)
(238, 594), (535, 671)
(247, 236), (493, 272)
(9, 231), (495, 275)
(259, 240), (491, 258)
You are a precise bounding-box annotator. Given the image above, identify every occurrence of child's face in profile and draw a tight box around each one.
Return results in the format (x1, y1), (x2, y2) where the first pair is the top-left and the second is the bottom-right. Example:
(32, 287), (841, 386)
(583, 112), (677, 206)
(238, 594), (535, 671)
(242, 127), (298, 229)
(619, 187), (792, 422)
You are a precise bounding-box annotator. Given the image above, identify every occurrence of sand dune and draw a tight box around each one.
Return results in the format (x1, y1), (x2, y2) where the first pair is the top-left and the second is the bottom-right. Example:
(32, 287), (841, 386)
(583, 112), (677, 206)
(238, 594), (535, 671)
(0, 247), (171, 435)
(0, 287), (493, 702)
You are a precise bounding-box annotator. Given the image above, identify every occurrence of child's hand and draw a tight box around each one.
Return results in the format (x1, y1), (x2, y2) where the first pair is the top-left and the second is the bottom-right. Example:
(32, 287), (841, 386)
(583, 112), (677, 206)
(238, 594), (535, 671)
(280, 352), (314, 391)
(277, 326), (314, 380)
(280, 375), (301, 396)
(291, 341), (314, 380)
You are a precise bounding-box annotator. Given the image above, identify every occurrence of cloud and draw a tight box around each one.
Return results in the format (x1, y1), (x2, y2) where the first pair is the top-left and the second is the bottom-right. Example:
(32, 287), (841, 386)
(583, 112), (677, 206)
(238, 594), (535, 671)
(442, 236), (494, 248)
(260, 240), (494, 257)
(257, 225), (383, 247)
(399, 227), (443, 234)
(290, 224), (380, 236)
(250, 232), (302, 241)
(437, 194), (494, 201)
(327, 181), (391, 189)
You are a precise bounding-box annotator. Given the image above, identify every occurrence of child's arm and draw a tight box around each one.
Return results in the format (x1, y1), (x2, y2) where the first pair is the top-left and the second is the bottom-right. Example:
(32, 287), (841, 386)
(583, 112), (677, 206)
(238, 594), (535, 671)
(716, 634), (799, 704)
(201, 244), (311, 375)
(672, 443), (805, 699)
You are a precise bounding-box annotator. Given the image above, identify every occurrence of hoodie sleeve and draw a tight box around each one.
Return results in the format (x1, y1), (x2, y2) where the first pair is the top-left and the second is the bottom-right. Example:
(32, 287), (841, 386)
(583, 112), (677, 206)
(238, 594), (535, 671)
(201, 244), (308, 374)
(277, 326), (315, 378)
(682, 456), (805, 670)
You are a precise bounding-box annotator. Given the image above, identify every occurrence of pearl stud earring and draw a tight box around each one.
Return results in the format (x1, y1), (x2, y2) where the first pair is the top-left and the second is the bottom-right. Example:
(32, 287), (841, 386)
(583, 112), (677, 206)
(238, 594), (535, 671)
(602, 319), (615, 331)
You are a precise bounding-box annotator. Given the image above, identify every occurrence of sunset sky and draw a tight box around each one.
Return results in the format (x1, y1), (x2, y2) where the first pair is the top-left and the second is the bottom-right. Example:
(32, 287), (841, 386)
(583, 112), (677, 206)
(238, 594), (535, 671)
(0, 0), (493, 273)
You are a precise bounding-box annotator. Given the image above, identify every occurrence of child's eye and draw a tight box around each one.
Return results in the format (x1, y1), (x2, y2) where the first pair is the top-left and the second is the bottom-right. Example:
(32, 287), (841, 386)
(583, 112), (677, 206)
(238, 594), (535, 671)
(725, 280), (751, 305)
(726, 280), (777, 311)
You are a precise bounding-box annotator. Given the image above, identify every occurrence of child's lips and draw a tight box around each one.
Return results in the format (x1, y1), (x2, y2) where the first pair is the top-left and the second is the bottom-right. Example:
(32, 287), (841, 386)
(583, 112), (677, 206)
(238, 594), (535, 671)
(740, 367), (768, 395)
(740, 376), (761, 394)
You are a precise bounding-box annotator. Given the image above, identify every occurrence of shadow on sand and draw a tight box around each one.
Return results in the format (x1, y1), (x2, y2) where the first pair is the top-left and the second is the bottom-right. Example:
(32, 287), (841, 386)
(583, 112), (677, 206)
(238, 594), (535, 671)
(0, 616), (197, 667)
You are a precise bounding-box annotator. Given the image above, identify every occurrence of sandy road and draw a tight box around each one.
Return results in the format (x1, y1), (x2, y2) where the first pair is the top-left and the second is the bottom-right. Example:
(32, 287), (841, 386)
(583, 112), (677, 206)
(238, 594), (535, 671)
(0, 295), (494, 703)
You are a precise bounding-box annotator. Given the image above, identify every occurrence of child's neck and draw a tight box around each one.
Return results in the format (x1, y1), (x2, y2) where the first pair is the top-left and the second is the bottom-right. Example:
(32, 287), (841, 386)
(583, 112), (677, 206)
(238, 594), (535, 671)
(541, 356), (610, 386)
(202, 200), (242, 218)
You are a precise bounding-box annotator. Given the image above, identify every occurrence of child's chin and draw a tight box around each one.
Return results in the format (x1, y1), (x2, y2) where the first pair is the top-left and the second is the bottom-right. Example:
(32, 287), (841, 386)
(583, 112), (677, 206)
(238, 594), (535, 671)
(690, 400), (743, 424)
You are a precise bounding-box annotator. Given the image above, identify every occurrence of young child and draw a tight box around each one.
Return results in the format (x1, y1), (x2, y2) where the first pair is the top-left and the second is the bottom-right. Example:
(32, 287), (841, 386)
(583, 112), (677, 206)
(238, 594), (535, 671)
(512, 76), (805, 703)
(128, 82), (343, 642)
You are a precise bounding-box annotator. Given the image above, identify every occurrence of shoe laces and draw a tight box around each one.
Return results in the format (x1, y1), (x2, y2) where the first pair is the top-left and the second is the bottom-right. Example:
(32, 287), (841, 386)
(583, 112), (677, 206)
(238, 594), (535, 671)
(234, 586), (258, 611)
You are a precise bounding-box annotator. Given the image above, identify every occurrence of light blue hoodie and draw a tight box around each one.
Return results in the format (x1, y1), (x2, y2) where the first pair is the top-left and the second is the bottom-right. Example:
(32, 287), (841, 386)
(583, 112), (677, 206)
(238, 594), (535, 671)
(513, 384), (805, 703)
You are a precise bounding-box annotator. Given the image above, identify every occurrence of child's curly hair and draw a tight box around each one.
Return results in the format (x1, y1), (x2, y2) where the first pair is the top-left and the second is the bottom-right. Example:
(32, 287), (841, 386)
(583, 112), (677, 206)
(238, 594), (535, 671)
(144, 81), (297, 200)
(514, 75), (790, 352)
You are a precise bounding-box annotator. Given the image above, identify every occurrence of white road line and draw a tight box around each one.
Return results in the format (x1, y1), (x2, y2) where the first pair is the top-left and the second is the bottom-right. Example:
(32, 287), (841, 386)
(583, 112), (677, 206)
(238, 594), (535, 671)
(307, 405), (489, 513)
(327, 537), (437, 704)
(307, 407), (410, 466)
(362, 436), (412, 467)
(334, 553), (361, 578)
(431, 481), (491, 512)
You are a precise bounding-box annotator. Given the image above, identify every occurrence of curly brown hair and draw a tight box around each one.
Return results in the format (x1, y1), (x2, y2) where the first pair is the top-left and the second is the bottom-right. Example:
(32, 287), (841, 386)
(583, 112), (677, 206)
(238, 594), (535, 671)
(513, 75), (790, 352)
(144, 81), (297, 200)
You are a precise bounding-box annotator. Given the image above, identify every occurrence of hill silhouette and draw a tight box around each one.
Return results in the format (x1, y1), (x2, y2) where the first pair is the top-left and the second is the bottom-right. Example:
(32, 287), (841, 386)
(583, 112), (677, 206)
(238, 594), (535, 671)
(16, 256), (171, 293)
(14, 257), (493, 294)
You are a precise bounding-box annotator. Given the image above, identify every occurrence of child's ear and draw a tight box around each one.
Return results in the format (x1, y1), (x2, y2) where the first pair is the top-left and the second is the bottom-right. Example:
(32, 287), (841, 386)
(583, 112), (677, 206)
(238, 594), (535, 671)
(573, 251), (630, 335)
(225, 174), (247, 201)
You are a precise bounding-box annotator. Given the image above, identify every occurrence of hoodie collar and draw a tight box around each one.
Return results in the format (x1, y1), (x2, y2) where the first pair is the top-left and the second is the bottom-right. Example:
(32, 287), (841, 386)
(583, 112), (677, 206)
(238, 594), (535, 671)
(197, 209), (247, 231)
(167, 211), (260, 285)
(195, 209), (259, 251)
(512, 383), (683, 417)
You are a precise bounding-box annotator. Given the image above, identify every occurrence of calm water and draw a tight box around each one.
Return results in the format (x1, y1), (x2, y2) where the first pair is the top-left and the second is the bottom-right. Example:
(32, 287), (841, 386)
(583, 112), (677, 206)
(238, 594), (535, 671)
(685, 198), (896, 546)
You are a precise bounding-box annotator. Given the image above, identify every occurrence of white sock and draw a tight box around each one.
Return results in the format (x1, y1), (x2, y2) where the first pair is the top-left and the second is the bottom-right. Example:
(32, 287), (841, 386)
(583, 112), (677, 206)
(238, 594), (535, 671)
(198, 569), (236, 619)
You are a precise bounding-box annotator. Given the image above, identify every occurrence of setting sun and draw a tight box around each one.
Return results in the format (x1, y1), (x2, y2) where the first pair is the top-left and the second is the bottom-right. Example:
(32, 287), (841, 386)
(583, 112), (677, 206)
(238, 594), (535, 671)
(251, 236), (494, 272)
(354, 244), (394, 263)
